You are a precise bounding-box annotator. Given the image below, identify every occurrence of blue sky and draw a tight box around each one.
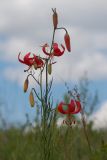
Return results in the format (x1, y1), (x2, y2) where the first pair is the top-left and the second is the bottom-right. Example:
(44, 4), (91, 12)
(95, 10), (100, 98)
(0, 0), (107, 129)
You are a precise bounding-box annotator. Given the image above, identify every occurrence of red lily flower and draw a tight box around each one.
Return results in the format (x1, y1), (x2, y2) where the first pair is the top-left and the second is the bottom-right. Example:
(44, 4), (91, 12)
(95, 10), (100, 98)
(33, 54), (44, 68)
(18, 52), (34, 66)
(70, 100), (81, 114)
(18, 52), (44, 71)
(57, 101), (75, 114)
(42, 43), (65, 57)
(57, 99), (81, 126)
(57, 99), (81, 115)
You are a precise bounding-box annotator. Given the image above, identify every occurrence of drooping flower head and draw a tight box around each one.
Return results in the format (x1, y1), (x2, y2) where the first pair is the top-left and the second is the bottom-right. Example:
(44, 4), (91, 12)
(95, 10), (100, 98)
(57, 99), (81, 126)
(18, 52), (44, 70)
(42, 43), (65, 57)
(18, 52), (34, 66)
(33, 54), (44, 69)
(57, 99), (81, 115)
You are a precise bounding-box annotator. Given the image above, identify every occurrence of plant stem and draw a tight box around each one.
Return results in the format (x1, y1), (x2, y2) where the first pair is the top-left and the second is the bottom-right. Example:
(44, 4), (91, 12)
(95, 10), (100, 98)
(45, 59), (48, 106)
(56, 27), (68, 33)
(50, 28), (56, 54)
(81, 111), (92, 153)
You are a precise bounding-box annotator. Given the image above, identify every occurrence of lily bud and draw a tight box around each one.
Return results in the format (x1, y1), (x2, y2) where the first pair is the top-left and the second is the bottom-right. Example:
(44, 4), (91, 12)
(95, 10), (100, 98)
(29, 91), (35, 107)
(53, 9), (58, 29)
(23, 78), (29, 92)
(64, 32), (71, 52)
(48, 63), (52, 75)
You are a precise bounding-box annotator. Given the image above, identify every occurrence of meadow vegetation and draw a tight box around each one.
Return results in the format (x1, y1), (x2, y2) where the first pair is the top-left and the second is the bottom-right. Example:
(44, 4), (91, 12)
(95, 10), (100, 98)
(0, 77), (107, 160)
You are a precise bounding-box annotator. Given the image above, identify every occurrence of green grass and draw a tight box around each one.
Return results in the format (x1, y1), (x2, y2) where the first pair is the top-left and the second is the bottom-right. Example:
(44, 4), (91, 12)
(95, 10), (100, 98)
(0, 123), (107, 160)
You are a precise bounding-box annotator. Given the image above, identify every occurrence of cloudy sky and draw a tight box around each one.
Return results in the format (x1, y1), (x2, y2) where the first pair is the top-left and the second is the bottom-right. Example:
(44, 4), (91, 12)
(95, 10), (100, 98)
(0, 0), (107, 129)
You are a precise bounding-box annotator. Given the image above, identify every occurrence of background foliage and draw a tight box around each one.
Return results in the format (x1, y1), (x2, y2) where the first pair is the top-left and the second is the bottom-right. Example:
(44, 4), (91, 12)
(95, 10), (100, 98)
(0, 77), (107, 160)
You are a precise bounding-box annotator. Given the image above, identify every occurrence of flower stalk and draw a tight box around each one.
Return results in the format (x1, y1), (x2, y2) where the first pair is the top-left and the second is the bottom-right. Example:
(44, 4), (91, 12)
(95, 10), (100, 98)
(18, 8), (71, 160)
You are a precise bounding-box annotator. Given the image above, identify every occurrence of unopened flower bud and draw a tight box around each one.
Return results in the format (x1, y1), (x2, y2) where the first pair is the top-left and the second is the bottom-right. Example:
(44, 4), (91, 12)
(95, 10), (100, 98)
(64, 32), (71, 52)
(29, 91), (35, 107)
(52, 9), (58, 29)
(23, 78), (29, 92)
(48, 63), (52, 75)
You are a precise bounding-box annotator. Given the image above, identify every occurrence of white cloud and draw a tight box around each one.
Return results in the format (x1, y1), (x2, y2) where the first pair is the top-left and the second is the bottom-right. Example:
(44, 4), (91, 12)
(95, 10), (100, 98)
(93, 33), (107, 50)
(0, 0), (107, 82)
(1, 0), (107, 125)
(0, 0), (107, 33)
(90, 101), (107, 129)
(0, 37), (39, 62)
(52, 50), (107, 82)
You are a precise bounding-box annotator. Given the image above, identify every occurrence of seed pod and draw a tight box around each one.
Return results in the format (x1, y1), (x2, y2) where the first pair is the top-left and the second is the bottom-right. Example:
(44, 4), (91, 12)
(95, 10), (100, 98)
(29, 91), (35, 107)
(64, 32), (71, 52)
(53, 9), (58, 29)
(48, 63), (52, 75)
(23, 78), (29, 92)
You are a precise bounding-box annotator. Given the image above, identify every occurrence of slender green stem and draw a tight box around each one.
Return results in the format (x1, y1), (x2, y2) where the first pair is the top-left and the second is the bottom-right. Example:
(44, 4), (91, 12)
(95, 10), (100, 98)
(27, 73), (40, 85)
(40, 70), (43, 99)
(81, 111), (92, 153)
(41, 20), (57, 160)
(78, 94), (92, 153)
(56, 27), (68, 33)
(32, 88), (41, 102)
(45, 59), (48, 105)
(50, 28), (56, 54)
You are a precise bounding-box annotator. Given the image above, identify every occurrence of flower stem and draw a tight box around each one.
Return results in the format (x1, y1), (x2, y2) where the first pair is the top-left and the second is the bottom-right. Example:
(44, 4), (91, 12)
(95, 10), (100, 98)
(81, 111), (92, 153)
(45, 59), (48, 106)
(56, 27), (68, 33)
